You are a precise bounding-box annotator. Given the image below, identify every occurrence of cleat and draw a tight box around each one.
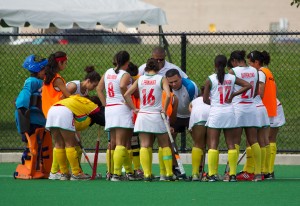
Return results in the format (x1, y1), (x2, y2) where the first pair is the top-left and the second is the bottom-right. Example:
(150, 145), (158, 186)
(236, 171), (254, 181)
(159, 175), (167, 181)
(70, 172), (90, 181)
(126, 173), (137, 181)
(191, 174), (200, 181)
(165, 175), (178, 181)
(143, 176), (152, 182)
(229, 175), (237, 182)
(60, 173), (70, 181)
(252, 174), (263, 182)
(106, 172), (112, 180)
(111, 174), (121, 182)
(134, 169), (144, 180)
(264, 172), (275, 180)
(48, 172), (62, 180)
(223, 172), (230, 182)
(207, 175), (219, 182)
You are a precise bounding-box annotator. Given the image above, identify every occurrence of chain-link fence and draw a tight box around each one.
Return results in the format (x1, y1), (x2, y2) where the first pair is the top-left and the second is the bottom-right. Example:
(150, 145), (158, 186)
(0, 31), (299, 153)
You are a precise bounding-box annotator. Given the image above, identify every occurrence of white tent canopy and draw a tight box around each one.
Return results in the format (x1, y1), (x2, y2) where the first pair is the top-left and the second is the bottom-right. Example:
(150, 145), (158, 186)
(0, 0), (167, 29)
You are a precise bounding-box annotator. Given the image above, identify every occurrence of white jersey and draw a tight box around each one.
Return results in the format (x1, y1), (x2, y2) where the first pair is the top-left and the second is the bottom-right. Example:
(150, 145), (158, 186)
(138, 74), (163, 113)
(66, 80), (88, 96)
(209, 73), (236, 107)
(173, 78), (198, 118)
(138, 60), (188, 78)
(232, 66), (258, 103)
(104, 68), (128, 105)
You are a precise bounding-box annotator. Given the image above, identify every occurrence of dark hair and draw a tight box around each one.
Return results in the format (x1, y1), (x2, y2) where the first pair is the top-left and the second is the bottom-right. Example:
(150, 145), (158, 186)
(261, 50), (271, 66)
(165, 68), (180, 78)
(87, 96), (105, 126)
(44, 51), (67, 85)
(84, 66), (101, 83)
(200, 85), (205, 96)
(152, 46), (165, 55)
(247, 50), (264, 66)
(227, 57), (233, 69)
(112, 54), (117, 67)
(88, 95), (102, 107)
(127, 62), (138, 76)
(114, 51), (130, 74)
(230, 50), (246, 62)
(145, 58), (159, 72)
(214, 55), (227, 85)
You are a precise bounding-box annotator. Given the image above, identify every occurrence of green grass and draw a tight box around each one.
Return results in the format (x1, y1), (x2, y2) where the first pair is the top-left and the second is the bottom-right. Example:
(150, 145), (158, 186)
(1, 163), (300, 206)
(0, 41), (299, 151)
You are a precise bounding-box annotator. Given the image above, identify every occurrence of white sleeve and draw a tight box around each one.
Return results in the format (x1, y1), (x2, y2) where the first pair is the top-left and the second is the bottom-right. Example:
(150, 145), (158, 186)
(258, 71), (266, 83)
(138, 63), (146, 76)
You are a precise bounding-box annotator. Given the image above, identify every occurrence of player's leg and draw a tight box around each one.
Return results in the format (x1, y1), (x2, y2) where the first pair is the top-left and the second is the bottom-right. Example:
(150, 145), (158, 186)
(207, 128), (220, 181)
(139, 133), (153, 180)
(224, 128), (238, 182)
(157, 133), (174, 181)
(269, 127), (279, 178)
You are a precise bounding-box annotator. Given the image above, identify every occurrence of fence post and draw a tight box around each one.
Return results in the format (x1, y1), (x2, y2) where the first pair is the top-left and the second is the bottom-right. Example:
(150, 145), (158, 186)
(180, 33), (187, 153)
(181, 33), (187, 72)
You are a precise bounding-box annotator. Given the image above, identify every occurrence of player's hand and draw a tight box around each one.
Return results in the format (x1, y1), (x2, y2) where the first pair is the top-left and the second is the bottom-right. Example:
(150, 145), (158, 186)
(133, 108), (139, 114)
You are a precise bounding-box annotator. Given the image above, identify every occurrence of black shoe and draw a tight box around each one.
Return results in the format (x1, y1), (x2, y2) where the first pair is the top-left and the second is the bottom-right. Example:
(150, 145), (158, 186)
(207, 175), (219, 182)
(264, 172), (275, 180)
(143, 176), (152, 182)
(229, 175), (237, 182)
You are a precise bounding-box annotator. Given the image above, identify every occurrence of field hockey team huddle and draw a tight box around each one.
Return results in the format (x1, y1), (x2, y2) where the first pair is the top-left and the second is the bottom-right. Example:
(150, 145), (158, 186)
(15, 47), (285, 182)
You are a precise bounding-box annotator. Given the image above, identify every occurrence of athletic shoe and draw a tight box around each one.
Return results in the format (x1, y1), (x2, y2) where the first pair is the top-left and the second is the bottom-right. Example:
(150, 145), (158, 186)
(111, 174), (121, 182)
(192, 174), (200, 181)
(229, 175), (237, 182)
(48, 172), (62, 180)
(125, 173), (137, 181)
(264, 172), (275, 180)
(173, 167), (182, 179)
(143, 176), (152, 182)
(70, 172), (90, 181)
(60, 173), (70, 181)
(134, 169), (144, 179)
(207, 174), (219, 182)
(236, 171), (254, 181)
(165, 175), (178, 181)
(106, 172), (112, 180)
(252, 174), (263, 182)
(159, 175), (167, 181)
(223, 172), (230, 182)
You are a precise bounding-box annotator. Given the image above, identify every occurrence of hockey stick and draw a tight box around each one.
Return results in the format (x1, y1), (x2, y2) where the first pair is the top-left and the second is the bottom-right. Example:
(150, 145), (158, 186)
(161, 113), (187, 179)
(90, 127), (101, 180)
(221, 150), (246, 180)
(75, 134), (93, 169)
(107, 130), (112, 180)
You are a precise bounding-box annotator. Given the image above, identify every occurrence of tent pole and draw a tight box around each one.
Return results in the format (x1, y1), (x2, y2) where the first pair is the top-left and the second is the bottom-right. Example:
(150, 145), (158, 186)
(159, 25), (172, 63)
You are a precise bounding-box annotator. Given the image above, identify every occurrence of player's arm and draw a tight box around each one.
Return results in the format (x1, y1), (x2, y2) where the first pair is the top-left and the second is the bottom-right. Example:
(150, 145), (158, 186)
(227, 77), (251, 103)
(169, 94), (178, 125)
(124, 80), (138, 112)
(162, 77), (171, 114)
(53, 77), (71, 99)
(96, 75), (106, 107)
(120, 73), (131, 96)
(66, 82), (77, 95)
(203, 79), (211, 105)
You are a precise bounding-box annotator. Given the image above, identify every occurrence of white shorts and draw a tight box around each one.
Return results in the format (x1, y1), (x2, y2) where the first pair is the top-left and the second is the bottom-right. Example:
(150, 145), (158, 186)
(233, 103), (259, 127)
(46, 106), (75, 131)
(134, 112), (167, 134)
(271, 104), (286, 128)
(205, 106), (236, 129)
(256, 105), (270, 128)
(188, 107), (210, 130)
(105, 104), (134, 130)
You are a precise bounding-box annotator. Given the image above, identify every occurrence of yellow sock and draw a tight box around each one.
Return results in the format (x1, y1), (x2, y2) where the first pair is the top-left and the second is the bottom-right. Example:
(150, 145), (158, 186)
(147, 147), (153, 175)
(265, 145), (271, 173)
(235, 144), (240, 158)
(140, 147), (151, 177)
(106, 149), (115, 173)
(113, 145), (126, 176)
(251, 143), (261, 175)
(128, 149), (133, 162)
(55, 148), (68, 174)
(269, 143), (277, 173)
(51, 148), (60, 174)
(123, 148), (134, 174)
(66, 147), (80, 175)
(208, 149), (218, 176)
(192, 147), (203, 175)
(162, 147), (173, 177)
(261, 146), (267, 173)
(228, 149), (238, 176)
(132, 148), (140, 170)
(215, 150), (219, 174)
(158, 147), (166, 176)
(75, 146), (82, 166)
(243, 147), (255, 173)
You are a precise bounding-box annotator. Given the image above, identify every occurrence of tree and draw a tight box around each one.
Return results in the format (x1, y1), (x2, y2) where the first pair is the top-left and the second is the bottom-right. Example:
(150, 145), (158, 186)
(291, 0), (300, 7)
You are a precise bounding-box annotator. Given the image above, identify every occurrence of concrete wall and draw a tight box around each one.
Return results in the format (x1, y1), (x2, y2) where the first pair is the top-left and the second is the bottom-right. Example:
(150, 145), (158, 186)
(140, 0), (300, 32)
